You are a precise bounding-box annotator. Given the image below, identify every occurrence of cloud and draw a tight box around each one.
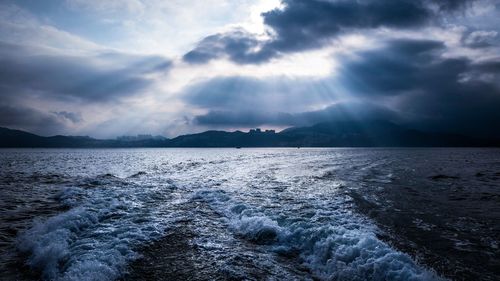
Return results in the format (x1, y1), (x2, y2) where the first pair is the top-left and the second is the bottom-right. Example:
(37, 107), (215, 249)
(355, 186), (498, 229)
(337, 38), (500, 137)
(182, 75), (334, 113)
(0, 39), (172, 136)
(0, 2), (100, 52)
(262, 0), (430, 52)
(337, 39), (447, 95)
(52, 111), (83, 123)
(462, 30), (498, 48)
(1, 0), (498, 140)
(183, 29), (276, 64)
(183, 0), (478, 64)
(0, 103), (69, 136)
(431, 0), (477, 11)
(194, 102), (399, 127)
(0, 41), (172, 103)
(65, 0), (146, 15)
(186, 36), (500, 137)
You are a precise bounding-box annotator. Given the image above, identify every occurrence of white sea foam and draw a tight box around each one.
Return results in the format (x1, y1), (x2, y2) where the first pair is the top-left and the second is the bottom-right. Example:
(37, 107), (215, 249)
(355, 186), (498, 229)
(17, 182), (175, 281)
(192, 189), (442, 281)
(3, 148), (497, 280)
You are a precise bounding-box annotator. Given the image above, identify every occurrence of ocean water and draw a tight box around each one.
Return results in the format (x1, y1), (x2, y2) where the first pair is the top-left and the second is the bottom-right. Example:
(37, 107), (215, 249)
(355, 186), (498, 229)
(0, 148), (498, 281)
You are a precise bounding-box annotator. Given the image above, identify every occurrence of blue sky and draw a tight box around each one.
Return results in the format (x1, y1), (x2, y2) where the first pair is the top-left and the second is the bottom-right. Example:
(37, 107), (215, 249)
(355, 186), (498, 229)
(0, 0), (499, 138)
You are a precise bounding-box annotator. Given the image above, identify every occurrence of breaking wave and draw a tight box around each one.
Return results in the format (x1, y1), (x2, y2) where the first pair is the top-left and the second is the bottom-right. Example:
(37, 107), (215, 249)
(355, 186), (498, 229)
(192, 189), (442, 281)
(17, 181), (176, 281)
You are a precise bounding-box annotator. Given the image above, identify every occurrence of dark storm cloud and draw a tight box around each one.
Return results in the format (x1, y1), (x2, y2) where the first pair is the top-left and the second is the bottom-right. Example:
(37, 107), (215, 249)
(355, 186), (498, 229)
(0, 103), (68, 135)
(0, 41), (172, 103)
(186, 36), (500, 137)
(337, 39), (447, 95)
(262, 0), (430, 53)
(432, 0), (477, 11)
(337, 38), (490, 96)
(194, 102), (398, 127)
(337, 38), (500, 137)
(473, 60), (500, 73)
(183, 30), (276, 64)
(183, 0), (476, 64)
(0, 41), (172, 135)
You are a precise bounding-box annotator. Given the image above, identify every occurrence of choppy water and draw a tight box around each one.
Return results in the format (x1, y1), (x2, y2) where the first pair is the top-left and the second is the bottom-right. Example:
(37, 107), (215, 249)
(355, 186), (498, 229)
(0, 148), (499, 281)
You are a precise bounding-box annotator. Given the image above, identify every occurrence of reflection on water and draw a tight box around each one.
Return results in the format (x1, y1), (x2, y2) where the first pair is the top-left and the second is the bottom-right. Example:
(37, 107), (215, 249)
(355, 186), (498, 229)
(0, 148), (498, 280)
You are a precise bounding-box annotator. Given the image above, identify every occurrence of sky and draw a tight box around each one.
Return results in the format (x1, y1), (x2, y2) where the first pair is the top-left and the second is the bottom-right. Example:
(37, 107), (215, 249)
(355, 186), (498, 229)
(0, 0), (499, 138)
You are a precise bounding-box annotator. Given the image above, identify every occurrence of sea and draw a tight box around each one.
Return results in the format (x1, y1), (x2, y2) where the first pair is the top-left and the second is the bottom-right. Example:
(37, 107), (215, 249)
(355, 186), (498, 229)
(0, 148), (498, 281)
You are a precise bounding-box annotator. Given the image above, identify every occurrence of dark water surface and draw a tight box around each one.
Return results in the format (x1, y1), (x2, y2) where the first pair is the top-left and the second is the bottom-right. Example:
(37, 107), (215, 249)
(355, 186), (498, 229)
(0, 148), (498, 280)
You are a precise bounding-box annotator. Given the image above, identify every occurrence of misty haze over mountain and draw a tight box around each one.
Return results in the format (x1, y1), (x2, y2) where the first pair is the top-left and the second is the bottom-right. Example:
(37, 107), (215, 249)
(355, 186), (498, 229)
(1, 121), (497, 147)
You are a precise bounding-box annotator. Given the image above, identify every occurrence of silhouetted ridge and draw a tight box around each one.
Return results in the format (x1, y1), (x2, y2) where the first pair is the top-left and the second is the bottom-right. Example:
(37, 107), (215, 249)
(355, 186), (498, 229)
(0, 122), (497, 147)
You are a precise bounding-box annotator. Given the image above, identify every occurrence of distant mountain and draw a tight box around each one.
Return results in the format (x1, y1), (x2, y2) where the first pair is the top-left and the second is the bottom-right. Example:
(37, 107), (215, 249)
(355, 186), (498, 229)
(0, 127), (168, 148)
(279, 121), (490, 147)
(116, 135), (167, 141)
(0, 122), (497, 148)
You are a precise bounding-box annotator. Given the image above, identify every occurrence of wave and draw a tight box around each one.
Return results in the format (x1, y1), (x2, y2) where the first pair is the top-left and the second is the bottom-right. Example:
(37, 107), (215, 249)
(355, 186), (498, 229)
(16, 182), (176, 281)
(128, 171), (147, 178)
(192, 189), (443, 281)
